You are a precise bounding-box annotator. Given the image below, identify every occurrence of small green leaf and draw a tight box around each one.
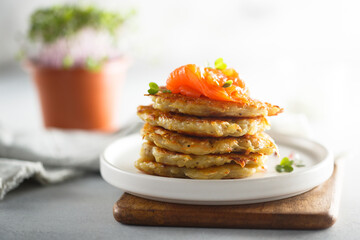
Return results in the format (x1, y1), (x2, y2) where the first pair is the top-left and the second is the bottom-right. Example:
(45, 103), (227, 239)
(280, 157), (294, 166)
(148, 82), (160, 94)
(161, 89), (172, 93)
(149, 82), (159, 91)
(222, 80), (233, 88)
(215, 58), (227, 70)
(283, 165), (294, 172)
(276, 165), (284, 173)
(276, 154), (304, 173)
(295, 162), (305, 167)
(280, 157), (289, 165)
(148, 88), (158, 95)
(62, 55), (74, 69)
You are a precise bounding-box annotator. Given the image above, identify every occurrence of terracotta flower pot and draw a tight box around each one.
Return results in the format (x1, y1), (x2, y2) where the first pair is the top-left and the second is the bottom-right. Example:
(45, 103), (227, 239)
(27, 58), (129, 132)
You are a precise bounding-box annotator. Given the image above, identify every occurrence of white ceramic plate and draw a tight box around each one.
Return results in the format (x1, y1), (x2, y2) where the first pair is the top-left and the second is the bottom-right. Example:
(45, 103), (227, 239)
(100, 133), (333, 205)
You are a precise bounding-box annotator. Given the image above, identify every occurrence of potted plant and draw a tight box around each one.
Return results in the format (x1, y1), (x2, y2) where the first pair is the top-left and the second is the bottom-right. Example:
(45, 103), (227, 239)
(21, 5), (134, 131)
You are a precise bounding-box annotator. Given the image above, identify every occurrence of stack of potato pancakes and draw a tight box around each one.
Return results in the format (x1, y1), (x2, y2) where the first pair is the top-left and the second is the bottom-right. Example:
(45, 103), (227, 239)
(136, 91), (283, 179)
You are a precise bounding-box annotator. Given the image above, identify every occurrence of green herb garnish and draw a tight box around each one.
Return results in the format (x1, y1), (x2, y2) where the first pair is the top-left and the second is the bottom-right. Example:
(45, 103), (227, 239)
(276, 157), (294, 173)
(295, 161), (306, 167)
(222, 80), (233, 88)
(147, 82), (171, 94)
(276, 155), (306, 173)
(148, 82), (159, 94)
(215, 58), (227, 70)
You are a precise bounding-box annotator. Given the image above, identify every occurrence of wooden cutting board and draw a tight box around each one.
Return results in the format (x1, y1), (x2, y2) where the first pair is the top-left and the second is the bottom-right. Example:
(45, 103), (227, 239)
(113, 162), (342, 229)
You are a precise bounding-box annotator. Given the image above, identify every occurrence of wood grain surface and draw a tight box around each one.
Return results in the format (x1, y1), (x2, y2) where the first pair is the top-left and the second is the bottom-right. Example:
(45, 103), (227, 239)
(113, 162), (342, 229)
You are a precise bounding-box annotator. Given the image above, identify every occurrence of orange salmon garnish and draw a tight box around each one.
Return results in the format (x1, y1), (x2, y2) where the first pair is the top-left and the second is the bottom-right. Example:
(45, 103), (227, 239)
(166, 62), (250, 102)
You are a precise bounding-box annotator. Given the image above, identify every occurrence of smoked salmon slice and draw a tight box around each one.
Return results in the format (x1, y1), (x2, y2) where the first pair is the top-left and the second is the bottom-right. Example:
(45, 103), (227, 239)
(166, 63), (250, 102)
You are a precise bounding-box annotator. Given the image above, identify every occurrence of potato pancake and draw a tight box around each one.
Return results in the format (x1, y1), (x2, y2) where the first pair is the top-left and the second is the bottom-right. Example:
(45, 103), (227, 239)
(137, 105), (269, 137)
(135, 157), (260, 179)
(150, 92), (283, 118)
(139, 141), (265, 169)
(142, 123), (277, 155)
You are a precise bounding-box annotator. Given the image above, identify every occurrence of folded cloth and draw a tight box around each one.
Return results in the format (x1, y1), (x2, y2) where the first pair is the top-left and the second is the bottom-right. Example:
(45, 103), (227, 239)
(0, 122), (143, 200)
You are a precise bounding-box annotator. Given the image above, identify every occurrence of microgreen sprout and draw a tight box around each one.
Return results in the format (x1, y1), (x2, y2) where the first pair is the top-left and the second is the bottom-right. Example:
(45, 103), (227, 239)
(28, 5), (133, 43)
(147, 82), (171, 94)
(276, 157), (294, 173)
(222, 80), (233, 88)
(295, 161), (306, 167)
(215, 58), (227, 70)
(148, 82), (159, 94)
(276, 154), (305, 173)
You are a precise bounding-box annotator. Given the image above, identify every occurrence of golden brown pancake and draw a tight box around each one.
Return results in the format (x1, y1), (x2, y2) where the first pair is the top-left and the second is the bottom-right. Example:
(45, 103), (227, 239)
(137, 105), (270, 137)
(150, 92), (283, 118)
(135, 156), (261, 179)
(140, 141), (265, 169)
(142, 123), (277, 156)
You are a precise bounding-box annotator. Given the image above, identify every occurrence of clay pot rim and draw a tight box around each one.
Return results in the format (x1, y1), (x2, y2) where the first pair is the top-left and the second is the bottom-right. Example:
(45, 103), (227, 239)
(24, 56), (131, 72)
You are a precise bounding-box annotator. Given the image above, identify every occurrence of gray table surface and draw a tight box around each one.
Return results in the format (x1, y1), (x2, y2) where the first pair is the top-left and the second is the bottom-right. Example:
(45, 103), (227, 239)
(0, 172), (355, 240)
(0, 66), (359, 240)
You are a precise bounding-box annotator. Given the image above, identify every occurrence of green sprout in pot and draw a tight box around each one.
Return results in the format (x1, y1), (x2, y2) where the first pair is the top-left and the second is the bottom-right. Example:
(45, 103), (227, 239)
(22, 4), (135, 69)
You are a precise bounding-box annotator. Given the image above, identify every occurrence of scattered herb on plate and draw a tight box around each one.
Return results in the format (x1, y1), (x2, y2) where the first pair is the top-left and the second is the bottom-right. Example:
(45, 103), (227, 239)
(276, 157), (294, 173)
(276, 153), (305, 173)
(295, 161), (306, 167)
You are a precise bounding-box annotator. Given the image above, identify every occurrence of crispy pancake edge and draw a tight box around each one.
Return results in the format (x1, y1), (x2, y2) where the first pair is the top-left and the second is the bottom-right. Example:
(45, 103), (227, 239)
(150, 92), (283, 117)
(142, 123), (277, 155)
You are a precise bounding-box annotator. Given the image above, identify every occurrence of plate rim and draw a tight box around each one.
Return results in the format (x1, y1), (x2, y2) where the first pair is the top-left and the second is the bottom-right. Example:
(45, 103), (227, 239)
(100, 132), (334, 204)
(101, 132), (332, 183)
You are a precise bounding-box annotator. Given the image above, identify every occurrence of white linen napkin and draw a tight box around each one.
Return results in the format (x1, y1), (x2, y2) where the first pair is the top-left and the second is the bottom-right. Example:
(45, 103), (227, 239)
(0, 121), (143, 200)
